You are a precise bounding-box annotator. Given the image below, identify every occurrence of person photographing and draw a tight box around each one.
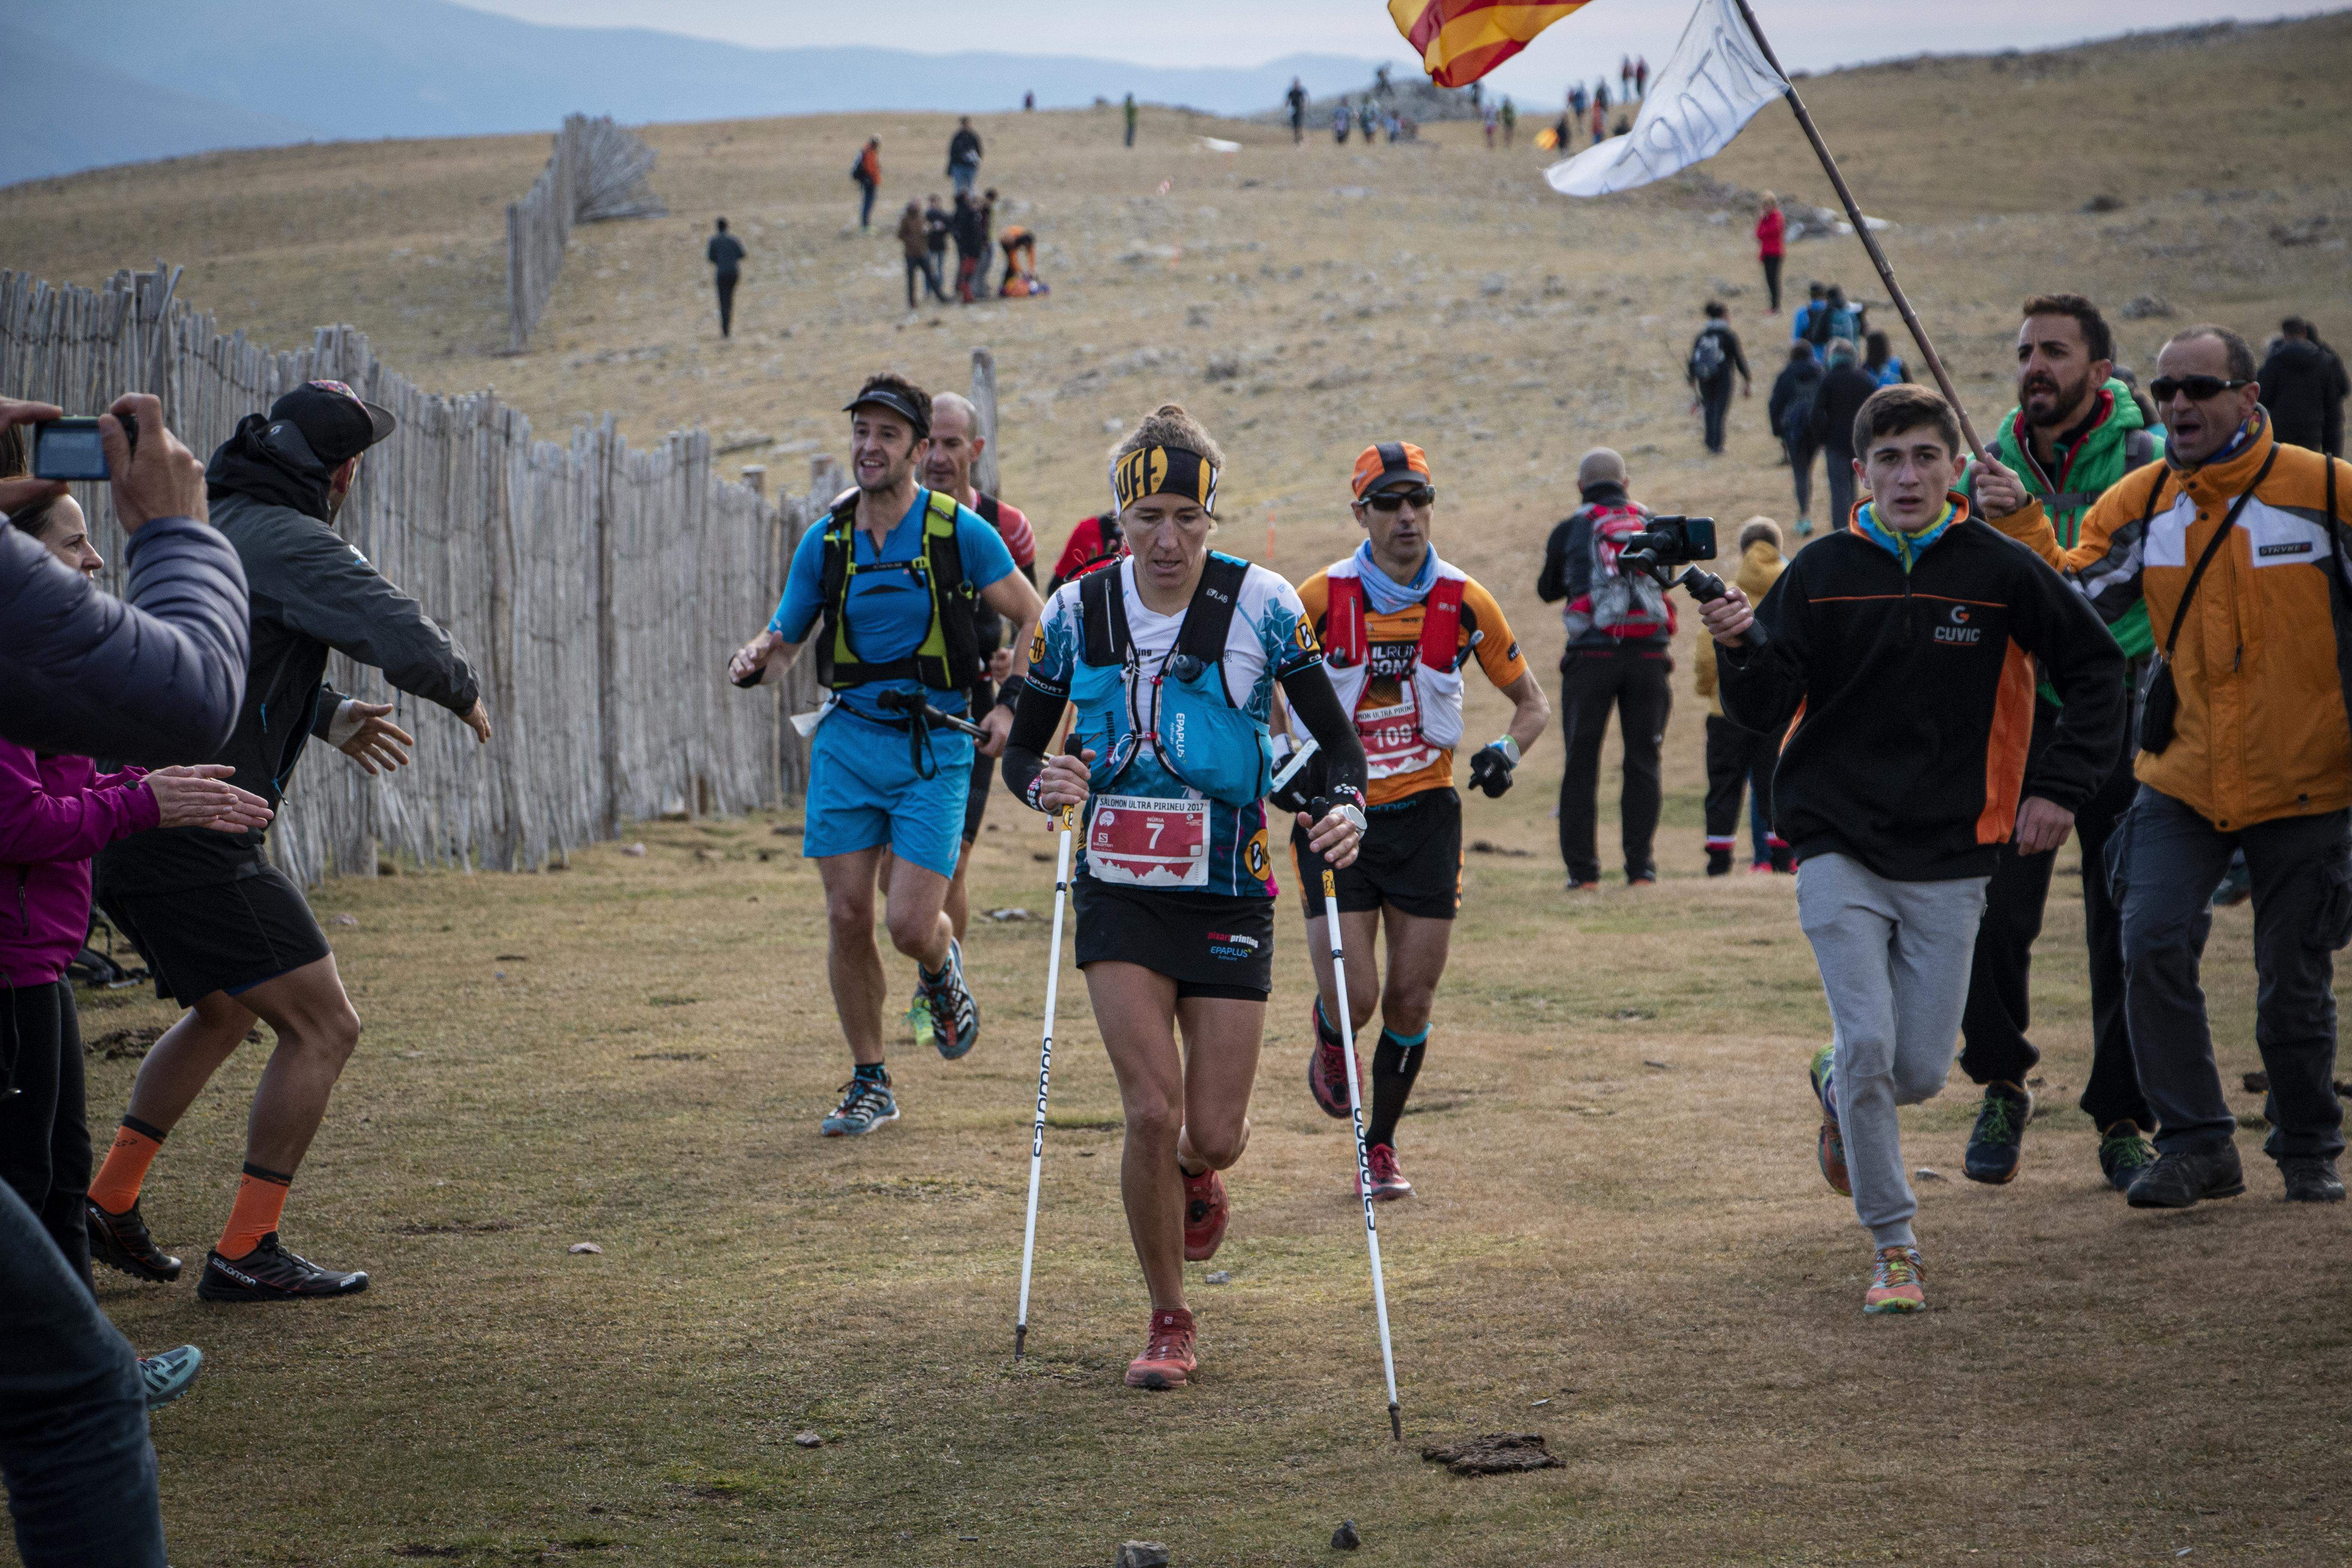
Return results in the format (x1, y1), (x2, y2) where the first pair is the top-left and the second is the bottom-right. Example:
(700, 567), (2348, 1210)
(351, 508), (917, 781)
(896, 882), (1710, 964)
(1001, 404), (1367, 1391)
(1701, 385), (2124, 1314)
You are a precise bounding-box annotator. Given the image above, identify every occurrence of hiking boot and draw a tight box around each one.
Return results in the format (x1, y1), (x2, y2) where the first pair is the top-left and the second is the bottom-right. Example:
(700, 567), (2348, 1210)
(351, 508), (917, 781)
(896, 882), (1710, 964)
(1181, 1164), (1229, 1262)
(1964, 1082), (2032, 1185)
(1124, 1307), (1198, 1389)
(2126, 1143), (2246, 1210)
(1308, 1004), (1356, 1120)
(2280, 1156), (2346, 1204)
(87, 1197), (181, 1283)
(139, 1344), (203, 1409)
(1809, 1042), (1850, 1197)
(197, 1234), (369, 1302)
(1863, 1246), (1926, 1314)
(1357, 1142), (1413, 1202)
(2097, 1122), (2157, 1193)
(1706, 848), (1733, 877)
(920, 940), (979, 1060)
(903, 992), (937, 1054)
(821, 1075), (899, 1137)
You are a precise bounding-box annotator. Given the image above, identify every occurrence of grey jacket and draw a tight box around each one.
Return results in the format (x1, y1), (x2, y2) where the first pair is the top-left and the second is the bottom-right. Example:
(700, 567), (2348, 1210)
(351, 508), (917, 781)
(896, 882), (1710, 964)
(98, 490), (479, 894)
(0, 515), (250, 763)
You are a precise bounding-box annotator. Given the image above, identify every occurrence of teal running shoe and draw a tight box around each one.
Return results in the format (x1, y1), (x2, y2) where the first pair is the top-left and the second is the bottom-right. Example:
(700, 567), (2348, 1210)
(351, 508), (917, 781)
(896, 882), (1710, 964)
(821, 1074), (899, 1137)
(920, 939), (979, 1060)
(141, 1344), (203, 1408)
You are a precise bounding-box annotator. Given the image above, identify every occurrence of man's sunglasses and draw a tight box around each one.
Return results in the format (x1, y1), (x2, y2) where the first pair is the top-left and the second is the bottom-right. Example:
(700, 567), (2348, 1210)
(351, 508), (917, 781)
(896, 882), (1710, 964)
(2149, 375), (2251, 404)
(1362, 486), (1436, 512)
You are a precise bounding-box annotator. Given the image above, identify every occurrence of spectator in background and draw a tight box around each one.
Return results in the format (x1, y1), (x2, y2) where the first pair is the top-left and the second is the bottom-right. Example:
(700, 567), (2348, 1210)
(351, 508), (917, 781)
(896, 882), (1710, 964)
(1693, 517), (1791, 876)
(1287, 78), (1309, 144)
(1501, 96), (1517, 146)
(1024, 91), (1035, 112)
(1790, 279), (1828, 343)
(1636, 55), (1650, 98)
(0, 390), (249, 1568)
(1045, 511), (1127, 595)
(1864, 329), (1910, 388)
(1590, 95), (1606, 146)
(852, 137), (881, 230)
(1360, 99), (1378, 144)
(2259, 317), (2349, 456)
(705, 217), (745, 338)
(947, 117), (983, 196)
(950, 191), (985, 303)
(1770, 340), (1825, 535)
(1124, 93), (1138, 148)
(1819, 284), (1867, 348)
(1809, 339), (1879, 527)
(1537, 448), (1673, 889)
(1755, 193), (1786, 314)
(924, 193), (952, 298)
(1687, 301), (1752, 457)
(1620, 57), (1632, 99)
(1335, 100), (1352, 144)
(897, 200), (940, 309)
(1483, 105), (1498, 148)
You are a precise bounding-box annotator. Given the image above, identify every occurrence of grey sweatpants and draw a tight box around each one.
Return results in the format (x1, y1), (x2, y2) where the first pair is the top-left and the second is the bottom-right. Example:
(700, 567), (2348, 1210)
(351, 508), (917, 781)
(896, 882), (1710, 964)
(1797, 852), (1989, 1249)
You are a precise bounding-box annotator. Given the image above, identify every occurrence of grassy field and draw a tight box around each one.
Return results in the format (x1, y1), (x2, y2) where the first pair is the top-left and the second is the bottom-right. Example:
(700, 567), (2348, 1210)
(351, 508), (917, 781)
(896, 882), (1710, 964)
(12, 12), (2352, 1565)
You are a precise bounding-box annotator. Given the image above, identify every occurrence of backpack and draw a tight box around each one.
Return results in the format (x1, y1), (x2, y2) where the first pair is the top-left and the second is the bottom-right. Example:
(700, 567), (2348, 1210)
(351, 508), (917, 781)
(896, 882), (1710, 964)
(1804, 305), (1834, 348)
(1688, 328), (1727, 383)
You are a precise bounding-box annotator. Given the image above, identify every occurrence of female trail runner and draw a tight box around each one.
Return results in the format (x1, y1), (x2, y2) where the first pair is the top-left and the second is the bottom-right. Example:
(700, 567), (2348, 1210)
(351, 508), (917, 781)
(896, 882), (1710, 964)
(1000, 404), (1369, 1390)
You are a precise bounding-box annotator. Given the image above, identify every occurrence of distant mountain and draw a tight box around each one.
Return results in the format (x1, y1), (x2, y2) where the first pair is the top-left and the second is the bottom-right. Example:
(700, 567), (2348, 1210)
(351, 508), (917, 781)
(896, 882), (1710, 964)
(0, 28), (323, 188)
(2, 0), (1383, 186)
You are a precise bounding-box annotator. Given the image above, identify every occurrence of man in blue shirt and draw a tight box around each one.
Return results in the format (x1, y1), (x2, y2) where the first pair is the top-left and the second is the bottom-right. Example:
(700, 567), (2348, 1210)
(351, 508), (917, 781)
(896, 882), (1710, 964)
(730, 374), (1042, 1136)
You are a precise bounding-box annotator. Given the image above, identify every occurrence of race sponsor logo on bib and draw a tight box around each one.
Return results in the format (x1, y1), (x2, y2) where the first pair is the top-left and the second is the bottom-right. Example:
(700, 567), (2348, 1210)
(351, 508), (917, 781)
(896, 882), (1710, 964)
(1088, 794), (1210, 888)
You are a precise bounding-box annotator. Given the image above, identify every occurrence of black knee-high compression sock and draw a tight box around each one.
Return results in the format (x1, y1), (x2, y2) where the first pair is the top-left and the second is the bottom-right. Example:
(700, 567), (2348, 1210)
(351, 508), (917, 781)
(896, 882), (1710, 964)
(1365, 1026), (1427, 1150)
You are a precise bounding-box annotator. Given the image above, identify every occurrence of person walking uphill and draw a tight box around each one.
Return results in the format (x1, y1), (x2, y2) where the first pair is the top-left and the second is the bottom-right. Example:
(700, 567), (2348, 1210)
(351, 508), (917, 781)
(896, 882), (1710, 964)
(851, 138), (881, 230)
(1770, 341), (1825, 534)
(1703, 384), (2125, 1314)
(947, 117), (983, 196)
(1287, 443), (1548, 1203)
(1000, 402), (1369, 1391)
(728, 374), (1042, 1138)
(1951, 294), (2162, 1192)
(1124, 93), (1138, 147)
(2259, 317), (2349, 457)
(90, 380), (493, 1304)
(1809, 340), (1880, 529)
(1978, 324), (2352, 1208)
(1691, 518), (1789, 876)
(1756, 193), (1786, 314)
(1687, 302), (1752, 456)
(1538, 448), (1673, 888)
(706, 217), (745, 337)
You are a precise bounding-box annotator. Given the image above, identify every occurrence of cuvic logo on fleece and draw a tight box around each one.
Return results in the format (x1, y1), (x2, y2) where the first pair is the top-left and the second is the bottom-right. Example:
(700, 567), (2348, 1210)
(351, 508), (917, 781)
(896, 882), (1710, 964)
(1934, 603), (1981, 646)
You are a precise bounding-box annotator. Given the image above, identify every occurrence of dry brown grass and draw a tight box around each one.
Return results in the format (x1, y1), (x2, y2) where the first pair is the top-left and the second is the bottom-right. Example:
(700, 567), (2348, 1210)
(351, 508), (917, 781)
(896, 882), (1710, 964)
(12, 14), (2352, 1565)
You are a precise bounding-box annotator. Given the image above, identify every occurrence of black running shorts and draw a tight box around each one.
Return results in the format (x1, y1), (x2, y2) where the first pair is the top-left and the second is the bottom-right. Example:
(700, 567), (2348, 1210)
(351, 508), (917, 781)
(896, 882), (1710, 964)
(1072, 875), (1274, 1001)
(1292, 786), (1462, 922)
(99, 866), (333, 1007)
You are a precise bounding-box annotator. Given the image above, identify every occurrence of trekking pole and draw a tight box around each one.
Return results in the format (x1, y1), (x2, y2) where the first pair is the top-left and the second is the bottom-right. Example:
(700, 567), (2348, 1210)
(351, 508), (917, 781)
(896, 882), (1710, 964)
(1322, 864), (1403, 1442)
(1014, 745), (1081, 1359)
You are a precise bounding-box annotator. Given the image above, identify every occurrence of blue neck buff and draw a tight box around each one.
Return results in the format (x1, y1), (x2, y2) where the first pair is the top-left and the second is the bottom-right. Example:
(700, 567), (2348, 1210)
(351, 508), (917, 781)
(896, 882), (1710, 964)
(1354, 541), (1439, 614)
(1854, 498), (1959, 574)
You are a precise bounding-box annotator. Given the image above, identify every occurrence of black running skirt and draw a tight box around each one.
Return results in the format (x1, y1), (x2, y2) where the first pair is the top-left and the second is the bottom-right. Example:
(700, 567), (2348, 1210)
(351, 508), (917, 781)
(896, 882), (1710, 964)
(1072, 875), (1274, 1001)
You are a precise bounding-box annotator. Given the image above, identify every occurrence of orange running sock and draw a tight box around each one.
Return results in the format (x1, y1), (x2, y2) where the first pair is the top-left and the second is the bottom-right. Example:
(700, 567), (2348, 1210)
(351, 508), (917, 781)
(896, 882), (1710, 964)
(88, 1116), (168, 1215)
(216, 1163), (294, 1260)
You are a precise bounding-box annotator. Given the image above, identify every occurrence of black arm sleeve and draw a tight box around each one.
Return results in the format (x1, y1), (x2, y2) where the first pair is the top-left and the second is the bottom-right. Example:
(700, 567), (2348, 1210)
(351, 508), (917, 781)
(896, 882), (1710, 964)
(1277, 663), (1368, 805)
(999, 677), (1069, 813)
(2007, 547), (2128, 813)
(1715, 569), (1812, 737)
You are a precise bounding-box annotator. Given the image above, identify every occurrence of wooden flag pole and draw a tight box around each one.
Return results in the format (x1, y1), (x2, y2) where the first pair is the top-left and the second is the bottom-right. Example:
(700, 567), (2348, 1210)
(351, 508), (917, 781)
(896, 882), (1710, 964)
(1729, 0), (1989, 466)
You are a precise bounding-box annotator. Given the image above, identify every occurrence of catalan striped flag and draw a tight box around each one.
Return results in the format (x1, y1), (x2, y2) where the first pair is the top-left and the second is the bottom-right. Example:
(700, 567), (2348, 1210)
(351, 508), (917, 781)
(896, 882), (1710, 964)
(1387, 0), (1595, 87)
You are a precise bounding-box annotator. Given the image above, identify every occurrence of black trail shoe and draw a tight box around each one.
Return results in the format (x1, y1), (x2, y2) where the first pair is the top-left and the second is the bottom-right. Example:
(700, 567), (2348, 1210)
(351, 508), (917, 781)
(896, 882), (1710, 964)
(1963, 1081), (2032, 1185)
(2279, 1156), (2346, 1204)
(87, 1198), (182, 1283)
(197, 1233), (370, 1302)
(2126, 1144), (2246, 1210)
(2096, 1123), (2157, 1194)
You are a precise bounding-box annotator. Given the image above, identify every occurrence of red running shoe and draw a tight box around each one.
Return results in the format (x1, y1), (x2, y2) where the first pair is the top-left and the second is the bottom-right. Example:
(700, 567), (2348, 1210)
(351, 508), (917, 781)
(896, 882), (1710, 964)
(1356, 1142), (1414, 1201)
(1182, 1164), (1229, 1262)
(1308, 1004), (1356, 1119)
(1125, 1307), (1198, 1389)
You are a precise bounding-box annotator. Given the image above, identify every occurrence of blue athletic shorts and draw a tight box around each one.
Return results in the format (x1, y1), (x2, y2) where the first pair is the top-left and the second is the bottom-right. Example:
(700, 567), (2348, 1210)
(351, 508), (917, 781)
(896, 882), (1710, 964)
(802, 706), (974, 880)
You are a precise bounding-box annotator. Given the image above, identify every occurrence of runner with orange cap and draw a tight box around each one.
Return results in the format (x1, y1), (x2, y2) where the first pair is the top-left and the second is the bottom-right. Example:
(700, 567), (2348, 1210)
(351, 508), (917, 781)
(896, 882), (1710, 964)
(1280, 443), (1550, 1200)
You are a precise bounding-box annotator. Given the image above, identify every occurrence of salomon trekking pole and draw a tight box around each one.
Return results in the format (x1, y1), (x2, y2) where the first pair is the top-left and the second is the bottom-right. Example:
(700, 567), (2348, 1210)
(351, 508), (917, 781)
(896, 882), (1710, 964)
(1322, 866), (1403, 1441)
(1014, 747), (1082, 1359)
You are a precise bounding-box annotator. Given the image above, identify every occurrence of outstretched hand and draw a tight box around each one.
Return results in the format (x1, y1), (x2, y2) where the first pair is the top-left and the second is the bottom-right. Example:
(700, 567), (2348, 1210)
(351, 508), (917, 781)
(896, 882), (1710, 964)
(332, 701), (415, 775)
(145, 764), (273, 834)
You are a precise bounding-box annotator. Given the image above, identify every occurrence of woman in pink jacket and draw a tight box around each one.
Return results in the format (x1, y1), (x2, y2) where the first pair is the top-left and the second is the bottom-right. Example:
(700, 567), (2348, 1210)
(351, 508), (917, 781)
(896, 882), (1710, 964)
(0, 490), (268, 1405)
(1756, 193), (1787, 316)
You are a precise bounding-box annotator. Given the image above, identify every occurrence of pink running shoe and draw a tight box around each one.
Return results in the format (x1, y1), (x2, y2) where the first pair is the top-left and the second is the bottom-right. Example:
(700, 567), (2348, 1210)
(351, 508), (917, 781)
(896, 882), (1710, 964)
(1356, 1142), (1414, 1202)
(1125, 1307), (1198, 1389)
(1308, 1003), (1356, 1119)
(1182, 1165), (1229, 1262)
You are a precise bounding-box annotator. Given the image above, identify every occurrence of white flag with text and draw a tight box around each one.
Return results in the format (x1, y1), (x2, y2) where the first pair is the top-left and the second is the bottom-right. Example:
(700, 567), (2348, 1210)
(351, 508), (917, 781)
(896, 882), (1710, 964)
(1545, 0), (1787, 198)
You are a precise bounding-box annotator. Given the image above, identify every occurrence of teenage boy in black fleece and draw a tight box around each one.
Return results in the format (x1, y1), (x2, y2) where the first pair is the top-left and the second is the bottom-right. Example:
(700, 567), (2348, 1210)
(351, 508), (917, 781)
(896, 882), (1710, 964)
(1701, 384), (2124, 1316)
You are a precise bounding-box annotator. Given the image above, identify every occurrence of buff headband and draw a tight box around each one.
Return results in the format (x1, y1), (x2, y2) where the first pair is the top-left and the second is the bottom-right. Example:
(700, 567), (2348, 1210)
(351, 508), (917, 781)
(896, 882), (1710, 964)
(1110, 444), (1219, 515)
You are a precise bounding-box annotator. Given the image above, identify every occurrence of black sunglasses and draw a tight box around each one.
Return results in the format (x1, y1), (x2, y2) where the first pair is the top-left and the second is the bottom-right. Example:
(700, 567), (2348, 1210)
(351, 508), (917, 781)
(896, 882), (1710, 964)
(1362, 486), (1436, 512)
(2149, 375), (2251, 404)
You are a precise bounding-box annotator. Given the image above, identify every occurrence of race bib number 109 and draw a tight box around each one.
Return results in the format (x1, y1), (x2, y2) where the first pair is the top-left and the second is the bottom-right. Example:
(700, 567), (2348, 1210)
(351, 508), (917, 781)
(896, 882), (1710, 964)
(1087, 794), (1210, 888)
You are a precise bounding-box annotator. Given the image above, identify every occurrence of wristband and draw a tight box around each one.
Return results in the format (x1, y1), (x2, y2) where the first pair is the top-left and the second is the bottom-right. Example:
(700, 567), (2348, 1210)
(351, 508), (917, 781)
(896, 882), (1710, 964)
(1490, 735), (1521, 767)
(995, 674), (1027, 711)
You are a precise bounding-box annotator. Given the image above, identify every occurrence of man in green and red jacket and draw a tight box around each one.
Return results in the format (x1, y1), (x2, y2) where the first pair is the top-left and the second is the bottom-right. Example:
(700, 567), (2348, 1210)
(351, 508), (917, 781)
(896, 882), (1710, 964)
(1952, 294), (2165, 1193)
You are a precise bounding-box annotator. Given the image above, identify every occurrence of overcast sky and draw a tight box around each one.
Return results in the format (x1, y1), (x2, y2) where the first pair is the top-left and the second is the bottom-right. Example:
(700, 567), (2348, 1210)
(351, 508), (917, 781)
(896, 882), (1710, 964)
(464, 0), (2334, 98)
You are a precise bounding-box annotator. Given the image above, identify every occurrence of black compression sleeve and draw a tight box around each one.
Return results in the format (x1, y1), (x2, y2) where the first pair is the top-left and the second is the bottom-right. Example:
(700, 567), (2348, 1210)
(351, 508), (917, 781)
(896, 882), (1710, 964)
(1278, 663), (1368, 805)
(1000, 678), (1069, 812)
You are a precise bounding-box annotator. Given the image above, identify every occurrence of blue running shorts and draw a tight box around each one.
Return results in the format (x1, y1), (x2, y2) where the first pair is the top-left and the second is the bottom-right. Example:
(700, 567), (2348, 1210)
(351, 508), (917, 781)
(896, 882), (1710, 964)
(802, 706), (974, 880)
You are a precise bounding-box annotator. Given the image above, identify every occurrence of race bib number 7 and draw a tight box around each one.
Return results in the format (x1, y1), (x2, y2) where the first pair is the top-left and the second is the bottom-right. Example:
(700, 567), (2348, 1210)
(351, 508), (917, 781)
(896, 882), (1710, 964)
(1087, 794), (1209, 888)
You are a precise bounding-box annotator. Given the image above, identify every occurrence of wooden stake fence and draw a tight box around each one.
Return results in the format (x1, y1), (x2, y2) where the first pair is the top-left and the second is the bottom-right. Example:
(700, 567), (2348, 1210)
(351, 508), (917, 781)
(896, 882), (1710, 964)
(0, 263), (827, 886)
(506, 114), (667, 352)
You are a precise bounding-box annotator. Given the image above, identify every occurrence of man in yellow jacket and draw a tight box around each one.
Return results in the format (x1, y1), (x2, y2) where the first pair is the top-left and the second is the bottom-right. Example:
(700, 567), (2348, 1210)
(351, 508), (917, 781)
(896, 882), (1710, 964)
(1979, 324), (2352, 1207)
